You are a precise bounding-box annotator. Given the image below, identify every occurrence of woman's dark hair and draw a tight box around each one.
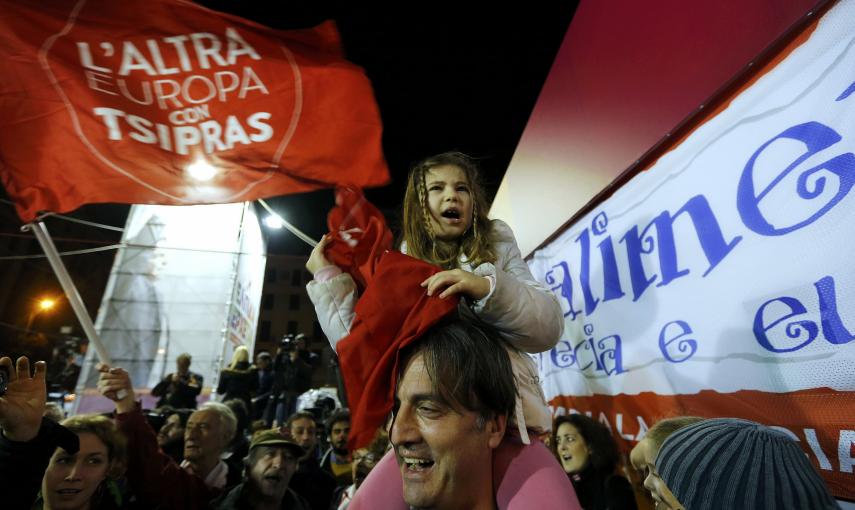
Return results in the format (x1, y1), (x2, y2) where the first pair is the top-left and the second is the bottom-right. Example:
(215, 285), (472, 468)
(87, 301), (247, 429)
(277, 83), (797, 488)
(553, 414), (620, 474)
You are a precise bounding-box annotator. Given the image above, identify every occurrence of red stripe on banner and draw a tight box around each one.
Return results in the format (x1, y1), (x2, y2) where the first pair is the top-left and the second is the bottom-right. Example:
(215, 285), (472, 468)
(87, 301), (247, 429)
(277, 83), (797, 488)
(551, 389), (855, 500)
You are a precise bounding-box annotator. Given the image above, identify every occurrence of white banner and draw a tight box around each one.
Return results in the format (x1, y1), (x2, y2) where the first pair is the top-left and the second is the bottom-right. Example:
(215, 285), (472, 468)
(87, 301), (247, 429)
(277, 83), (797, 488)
(217, 202), (266, 378)
(531, 0), (855, 399)
(527, 0), (855, 497)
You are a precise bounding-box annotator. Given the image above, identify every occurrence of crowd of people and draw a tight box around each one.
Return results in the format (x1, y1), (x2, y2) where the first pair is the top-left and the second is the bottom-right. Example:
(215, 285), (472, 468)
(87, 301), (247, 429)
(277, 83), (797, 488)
(0, 152), (844, 509)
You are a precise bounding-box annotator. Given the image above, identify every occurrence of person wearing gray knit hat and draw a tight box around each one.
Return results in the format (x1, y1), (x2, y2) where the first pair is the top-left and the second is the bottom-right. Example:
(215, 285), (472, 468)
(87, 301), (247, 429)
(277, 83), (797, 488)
(655, 418), (840, 510)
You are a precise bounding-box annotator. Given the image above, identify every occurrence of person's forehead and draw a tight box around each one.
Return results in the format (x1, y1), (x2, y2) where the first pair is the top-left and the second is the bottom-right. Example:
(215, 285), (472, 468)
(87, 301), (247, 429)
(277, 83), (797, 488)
(256, 445), (297, 458)
(76, 432), (109, 455)
(189, 410), (219, 425)
(557, 422), (580, 436)
(291, 418), (315, 429)
(165, 414), (182, 425)
(630, 438), (652, 467)
(425, 165), (467, 184)
(397, 354), (438, 400)
(331, 420), (350, 430)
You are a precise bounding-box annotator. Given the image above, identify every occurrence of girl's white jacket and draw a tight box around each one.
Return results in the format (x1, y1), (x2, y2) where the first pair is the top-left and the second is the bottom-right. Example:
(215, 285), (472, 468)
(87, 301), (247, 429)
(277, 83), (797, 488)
(306, 219), (565, 439)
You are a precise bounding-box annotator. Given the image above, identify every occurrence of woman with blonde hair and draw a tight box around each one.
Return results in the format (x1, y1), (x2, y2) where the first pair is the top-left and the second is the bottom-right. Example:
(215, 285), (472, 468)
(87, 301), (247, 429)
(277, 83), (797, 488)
(630, 416), (703, 510)
(216, 345), (257, 414)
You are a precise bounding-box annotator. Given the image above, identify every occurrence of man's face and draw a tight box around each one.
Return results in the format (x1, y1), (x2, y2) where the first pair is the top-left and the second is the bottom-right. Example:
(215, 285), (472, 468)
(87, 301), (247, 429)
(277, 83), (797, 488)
(157, 413), (184, 448)
(630, 439), (684, 510)
(390, 353), (504, 509)
(289, 417), (317, 453)
(329, 420), (350, 455)
(184, 410), (227, 462)
(248, 446), (298, 500)
(176, 357), (190, 374)
(256, 356), (270, 370)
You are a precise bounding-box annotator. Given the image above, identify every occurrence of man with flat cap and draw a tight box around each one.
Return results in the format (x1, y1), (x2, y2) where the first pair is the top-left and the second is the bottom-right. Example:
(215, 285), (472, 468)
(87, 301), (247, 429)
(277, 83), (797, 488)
(210, 428), (310, 510)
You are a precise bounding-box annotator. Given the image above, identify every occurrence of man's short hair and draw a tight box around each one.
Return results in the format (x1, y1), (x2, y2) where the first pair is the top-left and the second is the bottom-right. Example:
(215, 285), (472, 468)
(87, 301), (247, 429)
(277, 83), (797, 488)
(397, 317), (517, 425)
(285, 411), (317, 429)
(176, 352), (192, 364)
(325, 408), (350, 433)
(198, 401), (238, 443)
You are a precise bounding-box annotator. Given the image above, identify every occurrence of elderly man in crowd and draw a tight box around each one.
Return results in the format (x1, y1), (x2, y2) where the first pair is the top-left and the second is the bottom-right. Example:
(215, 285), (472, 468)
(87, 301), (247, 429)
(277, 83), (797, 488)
(209, 428), (310, 510)
(97, 363), (241, 508)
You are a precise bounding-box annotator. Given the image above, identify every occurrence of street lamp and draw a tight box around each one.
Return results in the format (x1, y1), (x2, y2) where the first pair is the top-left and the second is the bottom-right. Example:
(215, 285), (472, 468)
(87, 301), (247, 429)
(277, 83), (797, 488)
(264, 214), (284, 229)
(26, 297), (57, 331)
(257, 199), (319, 248)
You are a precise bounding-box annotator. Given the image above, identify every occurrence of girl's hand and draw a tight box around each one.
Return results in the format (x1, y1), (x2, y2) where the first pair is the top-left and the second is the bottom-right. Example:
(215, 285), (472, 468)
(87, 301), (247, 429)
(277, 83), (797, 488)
(0, 356), (46, 442)
(421, 269), (491, 300)
(306, 234), (333, 275)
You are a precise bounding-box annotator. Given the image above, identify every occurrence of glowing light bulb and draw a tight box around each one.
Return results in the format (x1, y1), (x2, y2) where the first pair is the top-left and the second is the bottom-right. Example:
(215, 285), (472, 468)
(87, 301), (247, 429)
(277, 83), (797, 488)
(38, 298), (55, 311)
(186, 158), (217, 181)
(264, 215), (284, 229)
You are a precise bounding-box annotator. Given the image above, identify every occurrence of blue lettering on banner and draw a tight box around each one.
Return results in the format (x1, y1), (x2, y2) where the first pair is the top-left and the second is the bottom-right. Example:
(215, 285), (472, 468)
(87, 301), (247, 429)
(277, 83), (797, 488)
(574, 212), (626, 315)
(556, 120), (853, 323)
(658, 320), (698, 363)
(754, 275), (854, 352)
(620, 195), (741, 301)
(815, 276), (855, 345)
(737, 121), (855, 236)
(545, 261), (581, 320)
(545, 324), (626, 376)
(836, 81), (855, 101)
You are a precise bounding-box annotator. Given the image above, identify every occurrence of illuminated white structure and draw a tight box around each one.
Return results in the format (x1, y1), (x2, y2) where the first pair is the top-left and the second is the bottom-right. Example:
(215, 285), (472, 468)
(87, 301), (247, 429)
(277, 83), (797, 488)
(74, 202), (266, 413)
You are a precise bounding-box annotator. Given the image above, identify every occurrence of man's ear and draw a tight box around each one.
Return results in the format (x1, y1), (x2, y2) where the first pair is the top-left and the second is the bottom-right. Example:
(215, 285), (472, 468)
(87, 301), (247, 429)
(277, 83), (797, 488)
(485, 413), (507, 449)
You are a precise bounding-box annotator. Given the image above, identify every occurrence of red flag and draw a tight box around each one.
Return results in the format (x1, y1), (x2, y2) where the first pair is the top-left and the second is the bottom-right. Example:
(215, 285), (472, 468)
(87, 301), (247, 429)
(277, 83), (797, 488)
(0, 0), (389, 222)
(337, 251), (459, 450)
(324, 186), (394, 291)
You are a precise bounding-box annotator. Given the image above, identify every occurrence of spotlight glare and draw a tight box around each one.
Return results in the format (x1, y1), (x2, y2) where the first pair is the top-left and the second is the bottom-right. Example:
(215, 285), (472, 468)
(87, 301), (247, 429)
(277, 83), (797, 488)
(186, 158), (217, 181)
(264, 215), (284, 229)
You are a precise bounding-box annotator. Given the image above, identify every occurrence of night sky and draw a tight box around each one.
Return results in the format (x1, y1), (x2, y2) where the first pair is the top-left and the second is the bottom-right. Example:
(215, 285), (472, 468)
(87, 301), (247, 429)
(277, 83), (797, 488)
(227, 2), (580, 255)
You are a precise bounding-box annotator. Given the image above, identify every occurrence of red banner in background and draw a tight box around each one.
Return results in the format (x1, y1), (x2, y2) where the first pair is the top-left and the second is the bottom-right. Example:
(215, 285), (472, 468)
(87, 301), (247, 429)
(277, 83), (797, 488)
(551, 389), (855, 500)
(0, 0), (389, 222)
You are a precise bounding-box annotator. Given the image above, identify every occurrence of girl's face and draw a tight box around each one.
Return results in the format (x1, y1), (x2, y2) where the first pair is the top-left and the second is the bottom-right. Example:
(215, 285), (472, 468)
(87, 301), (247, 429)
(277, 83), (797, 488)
(424, 165), (473, 241)
(43, 432), (111, 510)
(555, 422), (590, 474)
(630, 438), (684, 510)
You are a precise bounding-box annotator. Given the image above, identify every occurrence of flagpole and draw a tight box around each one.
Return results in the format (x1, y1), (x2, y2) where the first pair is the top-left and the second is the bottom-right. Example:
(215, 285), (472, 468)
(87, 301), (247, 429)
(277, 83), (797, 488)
(257, 199), (318, 247)
(24, 221), (113, 365)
